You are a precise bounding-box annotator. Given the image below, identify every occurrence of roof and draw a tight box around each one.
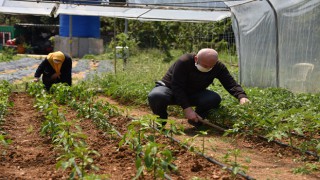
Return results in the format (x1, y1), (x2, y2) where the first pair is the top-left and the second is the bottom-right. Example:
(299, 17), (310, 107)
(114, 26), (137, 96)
(15, 23), (59, 27)
(0, 0), (254, 22)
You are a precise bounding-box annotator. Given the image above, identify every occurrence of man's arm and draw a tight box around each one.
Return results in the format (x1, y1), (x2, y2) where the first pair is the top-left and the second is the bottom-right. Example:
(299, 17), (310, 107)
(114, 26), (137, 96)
(216, 62), (249, 102)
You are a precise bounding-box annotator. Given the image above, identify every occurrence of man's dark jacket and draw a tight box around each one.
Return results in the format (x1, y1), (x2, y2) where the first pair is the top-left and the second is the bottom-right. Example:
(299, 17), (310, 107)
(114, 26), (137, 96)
(34, 54), (72, 90)
(161, 53), (247, 109)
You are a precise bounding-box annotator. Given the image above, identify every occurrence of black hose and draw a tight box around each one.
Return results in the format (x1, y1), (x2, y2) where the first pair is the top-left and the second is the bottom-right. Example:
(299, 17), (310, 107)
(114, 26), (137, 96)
(154, 126), (256, 180)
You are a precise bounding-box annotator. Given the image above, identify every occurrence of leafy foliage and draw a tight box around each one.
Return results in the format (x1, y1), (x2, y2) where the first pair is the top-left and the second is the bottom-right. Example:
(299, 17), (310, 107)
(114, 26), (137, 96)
(85, 50), (320, 156)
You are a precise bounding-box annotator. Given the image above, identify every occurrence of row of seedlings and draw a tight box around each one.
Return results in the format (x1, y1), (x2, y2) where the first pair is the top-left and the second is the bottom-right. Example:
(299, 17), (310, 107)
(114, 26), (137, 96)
(0, 81), (12, 154)
(50, 83), (174, 179)
(96, 70), (320, 159)
(49, 83), (247, 179)
(211, 95), (320, 160)
(27, 82), (107, 179)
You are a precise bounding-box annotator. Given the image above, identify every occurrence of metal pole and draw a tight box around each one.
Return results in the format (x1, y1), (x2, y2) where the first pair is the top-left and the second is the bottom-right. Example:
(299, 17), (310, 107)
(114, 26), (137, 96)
(266, 0), (279, 87)
(69, 15), (73, 58)
(114, 17), (117, 74)
(232, 12), (242, 83)
(124, 19), (128, 35)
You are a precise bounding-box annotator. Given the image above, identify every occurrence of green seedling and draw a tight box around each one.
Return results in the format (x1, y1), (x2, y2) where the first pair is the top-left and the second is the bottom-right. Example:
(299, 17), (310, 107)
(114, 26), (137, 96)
(53, 121), (87, 153)
(51, 83), (72, 105)
(143, 141), (177, 179)
(119, 118), (149, 179)
(197, 130), (208, 155)
(292, 163), (319, 175)
(83, 173), (110, 180)
(56, 141), (100, 179)
(163, 119), (185, 143)
(223, 149), (248, 179)
(181, 135), (199, 153)
(26, 125), (34, 133)
(0, 134), (12, 156)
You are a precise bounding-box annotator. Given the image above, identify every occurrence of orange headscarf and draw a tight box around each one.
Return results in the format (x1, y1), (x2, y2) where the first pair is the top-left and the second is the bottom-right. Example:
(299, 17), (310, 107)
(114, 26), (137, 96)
(47, 51), (65, 76)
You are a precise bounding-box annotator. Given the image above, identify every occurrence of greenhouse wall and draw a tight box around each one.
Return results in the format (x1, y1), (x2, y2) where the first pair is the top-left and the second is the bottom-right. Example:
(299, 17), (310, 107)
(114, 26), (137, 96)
(230, 0), (320, 93)
(272, 0), (320, 93)
(231, 1), (277, 88)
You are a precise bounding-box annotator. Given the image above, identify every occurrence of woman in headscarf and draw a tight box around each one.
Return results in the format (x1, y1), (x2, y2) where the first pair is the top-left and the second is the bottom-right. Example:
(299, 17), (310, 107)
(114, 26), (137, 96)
(34, 51), (72, 90)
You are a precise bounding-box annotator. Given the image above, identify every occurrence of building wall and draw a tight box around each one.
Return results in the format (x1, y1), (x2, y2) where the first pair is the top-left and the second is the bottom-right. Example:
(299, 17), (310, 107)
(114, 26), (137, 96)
(54, 36), (104, 58)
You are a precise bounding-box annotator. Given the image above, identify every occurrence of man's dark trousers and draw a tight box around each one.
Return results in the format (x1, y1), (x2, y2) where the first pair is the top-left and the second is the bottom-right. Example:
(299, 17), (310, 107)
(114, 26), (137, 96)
(148, 85), (221, 120)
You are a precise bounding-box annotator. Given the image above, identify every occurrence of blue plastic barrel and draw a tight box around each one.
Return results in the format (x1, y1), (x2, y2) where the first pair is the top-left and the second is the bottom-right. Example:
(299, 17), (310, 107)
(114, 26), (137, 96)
(59, 15), (100, 38)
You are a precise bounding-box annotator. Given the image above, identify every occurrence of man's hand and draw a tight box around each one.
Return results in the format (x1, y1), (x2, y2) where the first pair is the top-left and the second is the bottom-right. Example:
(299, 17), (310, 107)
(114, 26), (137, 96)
(51, 73), (60, 80)
(183, 107), (203, 122)
(240, 97), (251, 105)
(34, 77), (40, 82)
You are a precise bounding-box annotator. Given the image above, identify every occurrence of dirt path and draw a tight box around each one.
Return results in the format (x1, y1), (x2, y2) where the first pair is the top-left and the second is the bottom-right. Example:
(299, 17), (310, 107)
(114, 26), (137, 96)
(0, 93), (67, 179)
(62, 101), (239, 179)
(62, 108), (138, 179)
(0, 92), (318, 179)
(97, 95), (320, 180)
(0, 92), (240, 179)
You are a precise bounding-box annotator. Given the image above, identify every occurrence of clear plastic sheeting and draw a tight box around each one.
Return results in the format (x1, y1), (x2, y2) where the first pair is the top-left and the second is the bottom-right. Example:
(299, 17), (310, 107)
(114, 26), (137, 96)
(56, 3), (231, 22)
(134, 9), (230, 22)
(0, 0), (55, 15)
(56, 4), (150, 19)
(230, 0), (320, 93)
(0, 0), (231, 22)
(231, 0), (277, 88)
(273, 0), (320, 93)
(128, 0), (228, 9)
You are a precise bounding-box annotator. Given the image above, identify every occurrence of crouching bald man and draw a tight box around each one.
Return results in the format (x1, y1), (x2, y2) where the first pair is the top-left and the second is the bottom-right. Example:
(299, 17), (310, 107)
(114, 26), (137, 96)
(148, 48), (250, 127)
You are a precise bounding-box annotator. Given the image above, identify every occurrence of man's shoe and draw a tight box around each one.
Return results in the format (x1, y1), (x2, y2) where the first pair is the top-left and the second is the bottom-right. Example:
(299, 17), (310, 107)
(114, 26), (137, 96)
(152, 119), (167, 130)
(161, 120), (167, 127)
(187, 119), (203, 128)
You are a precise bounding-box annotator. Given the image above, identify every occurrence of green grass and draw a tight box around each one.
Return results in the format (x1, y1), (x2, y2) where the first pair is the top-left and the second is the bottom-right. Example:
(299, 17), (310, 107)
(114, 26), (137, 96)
(0, 53), (22, 62)
(83, 48), (320, 155)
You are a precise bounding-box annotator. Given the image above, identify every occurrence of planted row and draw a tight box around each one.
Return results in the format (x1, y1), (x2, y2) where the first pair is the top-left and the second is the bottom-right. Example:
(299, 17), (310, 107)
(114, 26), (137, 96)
(50, 83), (174, 179)
(27, 82), (106, 179)
(0, 81), (12, 153)
(82, 51), (320, 157)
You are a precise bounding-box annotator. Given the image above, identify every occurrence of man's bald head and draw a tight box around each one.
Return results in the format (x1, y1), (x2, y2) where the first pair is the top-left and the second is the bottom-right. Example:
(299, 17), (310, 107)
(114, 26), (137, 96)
(195, 48), (218, 69)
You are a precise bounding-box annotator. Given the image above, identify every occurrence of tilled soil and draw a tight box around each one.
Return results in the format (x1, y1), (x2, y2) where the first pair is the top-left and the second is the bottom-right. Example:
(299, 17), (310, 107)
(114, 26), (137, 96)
(98, 95), (320, 180)
(0, 93), (68, 179)
(0, 93), (241, 179)
(63, 102), (241, 179)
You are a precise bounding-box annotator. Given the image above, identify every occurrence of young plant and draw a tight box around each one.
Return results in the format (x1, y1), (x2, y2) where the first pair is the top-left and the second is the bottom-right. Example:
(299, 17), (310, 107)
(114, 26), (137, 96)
(292, 163), (319, 175)
(181, 134), (199, 153)
(197, 130), (208, 155)
(51, 83), (72, 105)
(119, 117), (150, 180)
(40, 106), (63, 138)
(223, 149), (248, 179)
(143, 141), (177, 179)
(27, 82), (45, 96)
(163, 119), (185, 143)
(53, 121), (87, 153)
(0, 135), (12, 156)
(56, 141), (100, 179)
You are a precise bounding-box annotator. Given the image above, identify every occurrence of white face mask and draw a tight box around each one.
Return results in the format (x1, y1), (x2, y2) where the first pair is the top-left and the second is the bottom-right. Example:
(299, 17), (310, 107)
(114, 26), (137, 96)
(53, 59), (62, 64)
(195, 63), (212, 72)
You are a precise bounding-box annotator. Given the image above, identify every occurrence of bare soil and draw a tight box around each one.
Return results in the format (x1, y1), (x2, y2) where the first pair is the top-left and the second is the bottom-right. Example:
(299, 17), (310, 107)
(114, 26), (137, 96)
(98, 95), (320, 180)
(0, 93), (68, 179)
(0, 93), (242, 179)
